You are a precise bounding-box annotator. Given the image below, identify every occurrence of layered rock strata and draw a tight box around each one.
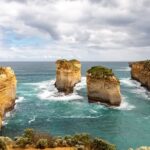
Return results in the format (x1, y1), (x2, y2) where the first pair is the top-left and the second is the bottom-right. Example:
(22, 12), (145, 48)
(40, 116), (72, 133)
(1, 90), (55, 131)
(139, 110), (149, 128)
(129, 60), (150, 90)
(0, 67), (17, 127)
(87, 66), (121, 106)
(55, 59), (81, 94)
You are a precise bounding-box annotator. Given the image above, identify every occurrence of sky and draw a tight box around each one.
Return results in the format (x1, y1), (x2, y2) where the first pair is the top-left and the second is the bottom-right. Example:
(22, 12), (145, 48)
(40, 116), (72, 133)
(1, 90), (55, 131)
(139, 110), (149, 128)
(0, 0), (150, 61)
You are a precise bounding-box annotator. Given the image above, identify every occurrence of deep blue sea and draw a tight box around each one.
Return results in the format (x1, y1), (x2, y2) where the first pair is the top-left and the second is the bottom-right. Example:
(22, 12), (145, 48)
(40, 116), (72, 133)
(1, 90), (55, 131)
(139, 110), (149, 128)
(0, 62), (150, 150)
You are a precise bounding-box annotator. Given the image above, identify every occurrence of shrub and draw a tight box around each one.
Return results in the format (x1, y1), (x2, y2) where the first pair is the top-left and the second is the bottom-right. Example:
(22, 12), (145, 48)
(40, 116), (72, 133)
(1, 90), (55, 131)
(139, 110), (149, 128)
(36, 139), (48, 149)
(23, 128), (35, 144)
(91, 138), (116, 150)
(87, 66), (114, 78)
(32, 131), (53, 148)
(0, 139), (7, 150)
(15, 137), (29, 148)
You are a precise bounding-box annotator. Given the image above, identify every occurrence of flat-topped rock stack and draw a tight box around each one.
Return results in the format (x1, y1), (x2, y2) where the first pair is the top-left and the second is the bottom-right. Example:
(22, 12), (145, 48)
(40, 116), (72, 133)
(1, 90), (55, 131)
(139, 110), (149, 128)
(55, 59), (81, 94)
(129, 60), (150, 90)
(0, 67), (17, 128)
(86, 66), (121, 106)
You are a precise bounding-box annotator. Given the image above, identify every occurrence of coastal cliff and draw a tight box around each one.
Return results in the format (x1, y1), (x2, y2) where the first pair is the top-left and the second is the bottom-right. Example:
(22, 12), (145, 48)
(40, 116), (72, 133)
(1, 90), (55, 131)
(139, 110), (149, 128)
(0, 67), (17, 127)
(129, 60), (150, 90)
(86, 66), (121, 106)
(55, 59), (81, 94)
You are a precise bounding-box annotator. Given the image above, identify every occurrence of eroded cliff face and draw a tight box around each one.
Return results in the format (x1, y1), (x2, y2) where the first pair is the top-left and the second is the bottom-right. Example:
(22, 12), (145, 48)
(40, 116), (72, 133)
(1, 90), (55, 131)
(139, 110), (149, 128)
(0, 67), (17, 127)
(87, 66), (121, 106)
(129, 60), (150, 90)
(55, 59), (81, 94)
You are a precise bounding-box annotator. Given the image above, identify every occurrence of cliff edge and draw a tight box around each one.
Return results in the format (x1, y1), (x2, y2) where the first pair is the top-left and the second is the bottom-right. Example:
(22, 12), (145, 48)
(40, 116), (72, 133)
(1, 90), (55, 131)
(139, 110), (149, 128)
(55, 59), (81, 94)
(86, 66), (121, 106)
(129, 60), (150, 90)
(0, 67), (17, 128)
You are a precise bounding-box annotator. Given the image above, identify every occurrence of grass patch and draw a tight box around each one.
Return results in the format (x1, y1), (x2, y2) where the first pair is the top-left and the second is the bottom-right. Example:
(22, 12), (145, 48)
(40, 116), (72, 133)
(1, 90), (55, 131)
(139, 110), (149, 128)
(87, 66), (114, 79)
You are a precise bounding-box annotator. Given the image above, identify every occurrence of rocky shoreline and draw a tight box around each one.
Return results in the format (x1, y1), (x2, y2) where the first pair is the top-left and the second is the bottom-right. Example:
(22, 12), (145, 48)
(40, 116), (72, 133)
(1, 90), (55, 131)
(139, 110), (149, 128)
(0, 67), (17, 128)
(86, 66), (122, 106)
(129, 60), (150, 90)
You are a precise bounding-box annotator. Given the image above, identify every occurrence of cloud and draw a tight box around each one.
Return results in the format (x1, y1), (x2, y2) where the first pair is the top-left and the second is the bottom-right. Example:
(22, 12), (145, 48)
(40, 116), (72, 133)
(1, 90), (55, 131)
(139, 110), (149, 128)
(0, 0), (150, 61)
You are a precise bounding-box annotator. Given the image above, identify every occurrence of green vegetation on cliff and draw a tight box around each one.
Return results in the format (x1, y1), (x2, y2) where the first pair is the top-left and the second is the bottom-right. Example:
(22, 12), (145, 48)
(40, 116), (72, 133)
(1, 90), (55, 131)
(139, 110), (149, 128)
(87, 66), (114, 79)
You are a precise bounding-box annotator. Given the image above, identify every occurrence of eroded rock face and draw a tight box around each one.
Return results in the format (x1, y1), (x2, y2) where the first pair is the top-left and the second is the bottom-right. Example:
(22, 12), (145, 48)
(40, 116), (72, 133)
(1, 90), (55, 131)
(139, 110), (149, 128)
(87, 66), (121, 106)
(129, 60), (150, 90)
(0, 67), (17, 127)
(55, 59), (81, 94)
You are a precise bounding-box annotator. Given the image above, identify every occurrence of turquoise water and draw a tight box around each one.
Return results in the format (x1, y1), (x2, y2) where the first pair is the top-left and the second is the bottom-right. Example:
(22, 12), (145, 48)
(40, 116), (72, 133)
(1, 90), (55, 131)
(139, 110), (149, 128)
(0, 62), (150, 150)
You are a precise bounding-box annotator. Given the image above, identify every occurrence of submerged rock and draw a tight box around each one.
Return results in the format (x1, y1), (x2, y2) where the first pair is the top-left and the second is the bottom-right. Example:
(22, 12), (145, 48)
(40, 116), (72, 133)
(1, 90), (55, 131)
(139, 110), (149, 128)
(129, 60), (150, 90)
(86, 66), (121, 106)
(0, 67), (17, 128)
(55, 59), (81, 94)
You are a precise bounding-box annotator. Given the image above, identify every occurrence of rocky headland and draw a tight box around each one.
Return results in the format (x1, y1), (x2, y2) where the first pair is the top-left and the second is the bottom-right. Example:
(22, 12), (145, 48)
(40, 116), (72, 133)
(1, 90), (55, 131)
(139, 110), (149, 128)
(0, 67), (17, 128)
(86, 66), (121, 106)
(129, 60), (150, 90)
(55, 59), (81, 94)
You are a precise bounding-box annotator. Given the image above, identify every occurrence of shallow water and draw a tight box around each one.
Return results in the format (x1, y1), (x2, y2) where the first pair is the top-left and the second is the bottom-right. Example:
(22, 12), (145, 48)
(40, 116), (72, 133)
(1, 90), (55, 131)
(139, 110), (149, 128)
(0, 62), (150, 150)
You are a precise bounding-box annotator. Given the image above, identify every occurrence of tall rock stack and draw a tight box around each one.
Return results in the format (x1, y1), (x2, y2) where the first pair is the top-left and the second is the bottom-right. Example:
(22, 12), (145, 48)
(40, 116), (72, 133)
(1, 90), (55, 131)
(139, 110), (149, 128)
(129, 60), (150, 90)
(55, 59), (81, 94)
(0, 67), (17, 128)
(86, 66), (121, 106)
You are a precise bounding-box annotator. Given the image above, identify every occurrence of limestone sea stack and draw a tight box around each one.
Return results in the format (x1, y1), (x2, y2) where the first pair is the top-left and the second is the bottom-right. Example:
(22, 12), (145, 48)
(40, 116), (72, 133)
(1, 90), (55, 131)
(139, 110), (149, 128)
(87, 66), (121, 106)
(55, 59), (81, 94)
(129, 60), (150, 90)
(0, 67), (17, 128)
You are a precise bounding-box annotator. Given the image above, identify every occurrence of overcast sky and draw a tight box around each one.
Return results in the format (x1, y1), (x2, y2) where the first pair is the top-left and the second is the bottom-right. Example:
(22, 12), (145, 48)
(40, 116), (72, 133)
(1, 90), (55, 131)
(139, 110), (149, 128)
(0, 0), (150, 61)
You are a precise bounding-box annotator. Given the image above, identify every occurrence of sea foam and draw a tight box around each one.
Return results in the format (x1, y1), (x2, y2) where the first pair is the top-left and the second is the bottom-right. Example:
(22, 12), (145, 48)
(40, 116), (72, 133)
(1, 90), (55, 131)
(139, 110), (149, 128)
(111, 95), (135, 110)
(120, 78), (150, 100)
(37, 77), (86, 101)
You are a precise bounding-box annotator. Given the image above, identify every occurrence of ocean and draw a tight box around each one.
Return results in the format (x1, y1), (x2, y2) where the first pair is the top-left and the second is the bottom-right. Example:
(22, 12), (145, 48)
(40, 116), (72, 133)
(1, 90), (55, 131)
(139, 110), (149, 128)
(0, 62), (150, 150)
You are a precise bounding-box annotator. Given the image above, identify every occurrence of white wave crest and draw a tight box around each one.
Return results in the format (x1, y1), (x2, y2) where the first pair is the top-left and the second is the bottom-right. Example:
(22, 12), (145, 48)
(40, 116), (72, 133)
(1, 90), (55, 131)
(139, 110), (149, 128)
(28, 116), (36, 124)
(16, 96), (25, 103)
(111, 95), (135, 110)
(120, 78), (150, 100)
(116, 67), (131, 72)
(120, 78), (141, 87)
(37, 77), (86, 101)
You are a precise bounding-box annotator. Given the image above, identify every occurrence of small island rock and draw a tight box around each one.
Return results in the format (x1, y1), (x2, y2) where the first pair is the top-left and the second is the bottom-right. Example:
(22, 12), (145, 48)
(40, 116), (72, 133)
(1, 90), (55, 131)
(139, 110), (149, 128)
(86, 66), (121, 106)
(55, 59), (81, 94)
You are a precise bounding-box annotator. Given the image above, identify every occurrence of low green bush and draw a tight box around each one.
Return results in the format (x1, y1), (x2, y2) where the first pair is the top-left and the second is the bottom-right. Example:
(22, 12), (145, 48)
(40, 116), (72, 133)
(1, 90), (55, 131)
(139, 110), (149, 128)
(91, 138), (116, 150)
(15, 137), (29, 148)
(23, 128), (34, 144)
(36, 139), (48, 149)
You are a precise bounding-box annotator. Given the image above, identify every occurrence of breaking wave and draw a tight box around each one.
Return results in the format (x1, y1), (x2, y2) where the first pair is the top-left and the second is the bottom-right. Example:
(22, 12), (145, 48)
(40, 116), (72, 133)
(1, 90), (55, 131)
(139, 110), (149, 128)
(111, 95), (135, 111)
(16, 97), (25, 103)
(120, 78), (150, 100)
(37, 77), (86, 101)
(116, 67), (131, 72)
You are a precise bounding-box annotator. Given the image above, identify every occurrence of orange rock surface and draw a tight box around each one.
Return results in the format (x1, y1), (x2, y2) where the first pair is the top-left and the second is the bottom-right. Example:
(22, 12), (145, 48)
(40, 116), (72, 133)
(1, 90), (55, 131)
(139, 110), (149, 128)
(0, 67), (17, 127)
(55, 59), (81, 94)
(129, 60), (150, 90)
